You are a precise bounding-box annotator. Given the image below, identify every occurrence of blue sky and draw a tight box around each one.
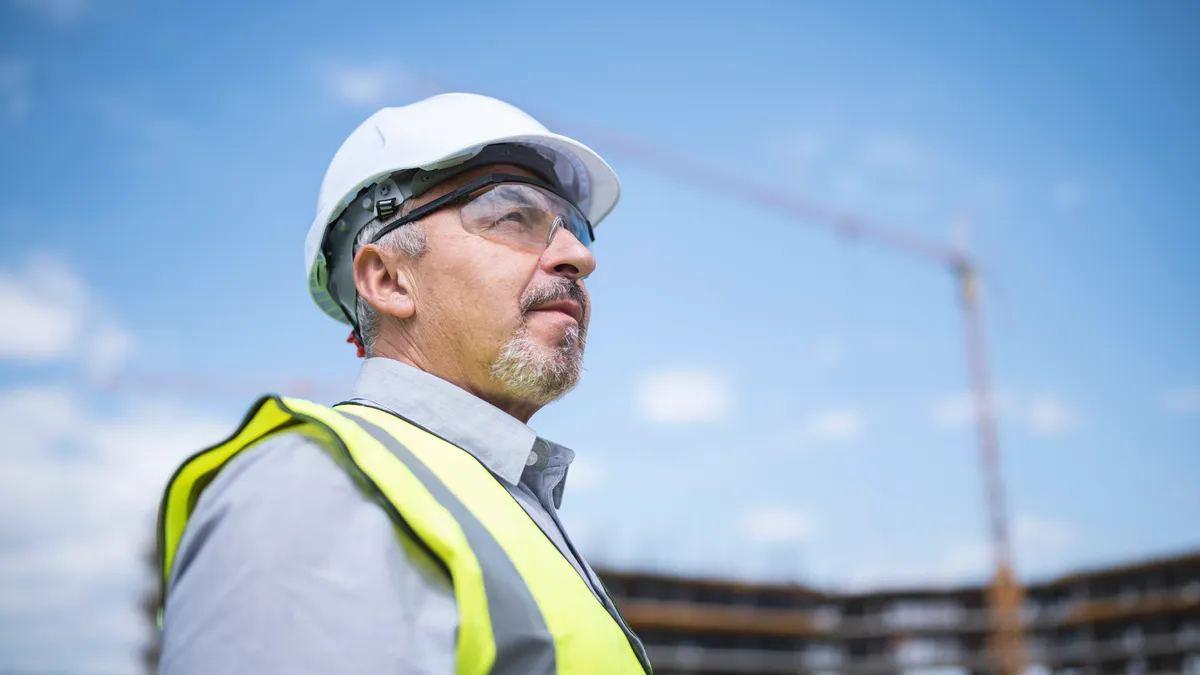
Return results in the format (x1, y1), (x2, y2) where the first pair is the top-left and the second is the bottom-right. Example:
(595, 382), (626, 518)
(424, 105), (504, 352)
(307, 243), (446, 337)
(1, 0), (1198, 671)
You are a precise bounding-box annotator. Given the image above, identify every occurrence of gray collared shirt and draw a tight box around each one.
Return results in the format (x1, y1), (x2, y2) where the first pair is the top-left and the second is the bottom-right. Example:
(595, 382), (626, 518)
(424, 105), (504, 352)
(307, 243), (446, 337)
(160, 358), (612, 675)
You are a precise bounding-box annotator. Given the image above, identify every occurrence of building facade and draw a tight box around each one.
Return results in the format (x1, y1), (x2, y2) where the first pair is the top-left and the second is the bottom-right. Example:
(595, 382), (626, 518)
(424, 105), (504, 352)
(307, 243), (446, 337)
(596, 551), (1200, 675)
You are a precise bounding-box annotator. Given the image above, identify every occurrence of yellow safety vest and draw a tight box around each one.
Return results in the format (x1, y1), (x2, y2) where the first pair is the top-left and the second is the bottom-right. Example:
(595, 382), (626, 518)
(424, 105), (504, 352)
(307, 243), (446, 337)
(158, 395), (651, 674)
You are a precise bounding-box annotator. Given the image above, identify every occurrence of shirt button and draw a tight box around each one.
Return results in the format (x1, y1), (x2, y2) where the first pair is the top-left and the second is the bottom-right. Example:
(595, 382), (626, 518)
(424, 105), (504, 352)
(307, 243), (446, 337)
(526, 451), (539, 467)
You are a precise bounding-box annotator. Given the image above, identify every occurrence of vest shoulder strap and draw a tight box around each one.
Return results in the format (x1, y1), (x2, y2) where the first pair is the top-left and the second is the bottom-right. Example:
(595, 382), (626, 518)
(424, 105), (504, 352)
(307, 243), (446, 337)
(159, 395), (507, 673)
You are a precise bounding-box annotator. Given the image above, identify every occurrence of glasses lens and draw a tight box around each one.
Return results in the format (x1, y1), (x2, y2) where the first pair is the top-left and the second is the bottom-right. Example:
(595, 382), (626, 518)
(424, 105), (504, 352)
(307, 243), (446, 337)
(459, 183), (592, 249)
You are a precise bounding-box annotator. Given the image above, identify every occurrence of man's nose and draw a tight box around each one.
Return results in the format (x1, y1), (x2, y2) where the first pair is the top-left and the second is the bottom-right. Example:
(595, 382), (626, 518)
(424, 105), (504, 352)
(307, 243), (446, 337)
(539, 228), (596, 280)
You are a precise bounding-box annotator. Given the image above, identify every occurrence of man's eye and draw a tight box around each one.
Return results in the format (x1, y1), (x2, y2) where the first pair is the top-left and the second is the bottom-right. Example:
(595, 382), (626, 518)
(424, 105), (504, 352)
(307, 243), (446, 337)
(492, 210), (533, 229)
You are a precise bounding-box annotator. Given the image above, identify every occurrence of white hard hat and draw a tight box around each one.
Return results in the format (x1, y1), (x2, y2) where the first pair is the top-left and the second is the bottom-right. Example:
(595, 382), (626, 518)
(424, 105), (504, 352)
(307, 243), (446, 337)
(304, 92), (621, 327)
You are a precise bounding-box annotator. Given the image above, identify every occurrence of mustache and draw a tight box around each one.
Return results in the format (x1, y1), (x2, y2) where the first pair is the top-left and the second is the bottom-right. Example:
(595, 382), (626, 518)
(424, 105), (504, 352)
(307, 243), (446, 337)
(520, 280), (588, 322)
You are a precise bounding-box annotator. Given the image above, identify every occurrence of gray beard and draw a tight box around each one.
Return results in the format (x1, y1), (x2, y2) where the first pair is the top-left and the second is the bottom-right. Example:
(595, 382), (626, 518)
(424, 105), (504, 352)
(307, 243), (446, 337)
(489, 319), (586, 407)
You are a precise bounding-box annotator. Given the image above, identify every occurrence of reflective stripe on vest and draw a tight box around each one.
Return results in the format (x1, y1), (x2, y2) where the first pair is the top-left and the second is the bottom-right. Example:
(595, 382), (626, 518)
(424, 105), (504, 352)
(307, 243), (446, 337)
(158, 395), (650, 674)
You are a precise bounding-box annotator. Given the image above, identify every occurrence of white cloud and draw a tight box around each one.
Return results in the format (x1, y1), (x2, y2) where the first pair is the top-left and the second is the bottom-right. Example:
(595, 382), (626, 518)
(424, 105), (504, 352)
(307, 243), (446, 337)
(84, 319), (136, 380)
(89, 93), (200, 161)
(810, 337), (846, 368)
(2, 252), (280, 674)
(741, 507), (815, 544)
(0, 255), (87, 359)
(938, 538), (995, 582)
(0, 384), (230, 673)
(566, 455), (606, 491)
(781, 129), (827, 164)
(318, 62), (420, 108)
(1053, 180), (1086, 210)
(779, 129), (828, 186)
(771, 406), (866, 451)
(9, 0), (95, 24)
(931, 390), (1079, 437)
(0, 384), (83, 458)
(1025, 395), (1079, 435)
(867, 335), (902, 356)
(0, 255), (135, 374)
(858, 129), (940, 176)
(829, 169), (870, 204)
(636, 370), (730, 424)
(1014, 514), (1077, 553)
(931, 390), (985, 429)
(969, 176), (1011, 209)
(939, 514), (1078, 581)
(0, 57), (31, 122)
(1162, 386), (1200, 415)
(807, 408), (865, 443)
(773, 121), (1014, 229)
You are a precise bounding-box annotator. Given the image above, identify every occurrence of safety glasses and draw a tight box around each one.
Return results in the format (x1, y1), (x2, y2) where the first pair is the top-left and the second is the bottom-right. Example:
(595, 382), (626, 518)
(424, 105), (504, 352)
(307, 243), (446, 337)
(369, 173), (595, 250)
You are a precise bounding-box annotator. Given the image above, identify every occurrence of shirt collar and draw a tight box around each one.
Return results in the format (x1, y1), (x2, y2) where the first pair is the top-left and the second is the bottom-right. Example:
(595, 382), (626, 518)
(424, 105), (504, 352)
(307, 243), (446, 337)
(347, 357), (540, 486)
(531, 439), (575, 509)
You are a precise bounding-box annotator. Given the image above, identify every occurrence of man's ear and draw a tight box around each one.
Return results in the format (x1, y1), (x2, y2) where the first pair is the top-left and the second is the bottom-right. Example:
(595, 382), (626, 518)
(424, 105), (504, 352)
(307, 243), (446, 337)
(353, 243), (416, 320)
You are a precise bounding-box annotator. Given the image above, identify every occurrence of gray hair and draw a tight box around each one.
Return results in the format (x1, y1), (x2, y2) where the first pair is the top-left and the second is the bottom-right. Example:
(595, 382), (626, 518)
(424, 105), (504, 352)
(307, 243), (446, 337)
(353, 205), (428, 356)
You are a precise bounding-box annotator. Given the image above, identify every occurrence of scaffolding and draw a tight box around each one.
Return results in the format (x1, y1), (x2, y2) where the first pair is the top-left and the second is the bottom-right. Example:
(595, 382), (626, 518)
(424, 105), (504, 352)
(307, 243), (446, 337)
(597, 550), (1200, 675)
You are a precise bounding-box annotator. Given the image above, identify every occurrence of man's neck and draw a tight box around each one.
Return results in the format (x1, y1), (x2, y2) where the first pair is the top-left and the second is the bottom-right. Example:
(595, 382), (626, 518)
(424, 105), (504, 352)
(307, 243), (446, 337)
(371, 343), (540, 424)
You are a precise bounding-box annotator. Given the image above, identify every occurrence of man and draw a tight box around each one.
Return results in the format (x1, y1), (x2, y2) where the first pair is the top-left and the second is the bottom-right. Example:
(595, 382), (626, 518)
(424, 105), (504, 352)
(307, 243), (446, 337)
(156, 93), (651, 674)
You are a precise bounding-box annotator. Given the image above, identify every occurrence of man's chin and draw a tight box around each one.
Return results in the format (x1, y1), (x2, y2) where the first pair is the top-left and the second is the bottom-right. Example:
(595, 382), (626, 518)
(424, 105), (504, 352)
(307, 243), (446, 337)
(525, 310), (580, 335)
(489, 323), (584, 403)
(524, 320), (585, 352)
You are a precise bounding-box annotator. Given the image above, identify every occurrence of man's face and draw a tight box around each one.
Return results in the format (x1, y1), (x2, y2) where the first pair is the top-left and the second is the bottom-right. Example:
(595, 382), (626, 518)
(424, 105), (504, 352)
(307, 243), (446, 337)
(398, 163), (596, 411)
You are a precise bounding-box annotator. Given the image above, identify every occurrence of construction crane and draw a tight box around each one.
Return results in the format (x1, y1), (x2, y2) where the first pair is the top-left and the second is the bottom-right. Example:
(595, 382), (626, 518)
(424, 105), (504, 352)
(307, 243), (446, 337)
(573, 125), (1027, 675)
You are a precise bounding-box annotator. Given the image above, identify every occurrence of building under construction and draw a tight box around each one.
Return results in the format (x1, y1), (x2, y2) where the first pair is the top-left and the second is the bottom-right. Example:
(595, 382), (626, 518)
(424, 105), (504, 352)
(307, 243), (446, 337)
(596, 550), (1200, 675)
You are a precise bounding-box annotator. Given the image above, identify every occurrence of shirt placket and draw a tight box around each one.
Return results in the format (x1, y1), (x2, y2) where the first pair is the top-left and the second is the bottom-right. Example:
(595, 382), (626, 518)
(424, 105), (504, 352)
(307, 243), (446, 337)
(523, 442), (651, 668)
